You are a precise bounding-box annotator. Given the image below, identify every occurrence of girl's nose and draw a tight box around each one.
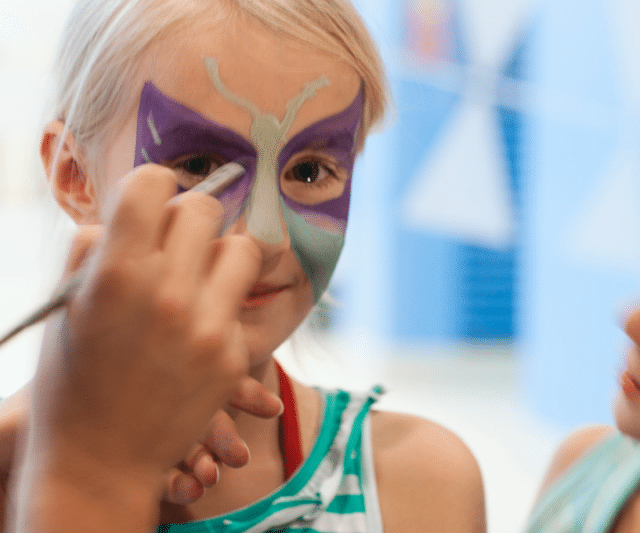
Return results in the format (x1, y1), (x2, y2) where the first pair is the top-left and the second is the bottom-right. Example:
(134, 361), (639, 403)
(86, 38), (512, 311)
(226, 209), (291, 272)
(244, 170), (285, 245)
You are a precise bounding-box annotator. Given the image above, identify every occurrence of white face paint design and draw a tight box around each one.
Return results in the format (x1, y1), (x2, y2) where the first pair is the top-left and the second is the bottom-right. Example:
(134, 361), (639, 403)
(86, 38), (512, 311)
(203, 57), (331, 244)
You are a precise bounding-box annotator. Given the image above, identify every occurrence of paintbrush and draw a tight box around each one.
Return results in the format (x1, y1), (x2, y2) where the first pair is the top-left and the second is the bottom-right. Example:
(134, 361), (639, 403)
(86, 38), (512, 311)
(0, 162), (245, 347)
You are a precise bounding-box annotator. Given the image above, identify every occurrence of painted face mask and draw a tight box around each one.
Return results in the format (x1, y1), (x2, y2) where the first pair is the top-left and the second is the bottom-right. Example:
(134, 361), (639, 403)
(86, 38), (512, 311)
(134, 59), (363, 301)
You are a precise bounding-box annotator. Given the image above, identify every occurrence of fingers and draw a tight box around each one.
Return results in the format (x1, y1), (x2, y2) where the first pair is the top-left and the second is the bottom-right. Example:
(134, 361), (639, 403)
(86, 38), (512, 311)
(163, 467), (205, 505)
(101, 164), (177, 259)
(162, 192), (224, 294)
(190, 448), (220, 487)
(162, 377), (283, 506)
(93, 165), (259, 326)
(201, 410), (250, 469)
(229, 376), (284, 419)
(180, 444), (221, 487)
(164, 409), (251, 504)
(163, 443), (223, 505)
(198, 235), (261, 325)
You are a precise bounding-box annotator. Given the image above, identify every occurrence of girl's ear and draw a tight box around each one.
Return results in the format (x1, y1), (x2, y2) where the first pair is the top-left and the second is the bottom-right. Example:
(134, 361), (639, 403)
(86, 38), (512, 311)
(41, 120), (100, 224)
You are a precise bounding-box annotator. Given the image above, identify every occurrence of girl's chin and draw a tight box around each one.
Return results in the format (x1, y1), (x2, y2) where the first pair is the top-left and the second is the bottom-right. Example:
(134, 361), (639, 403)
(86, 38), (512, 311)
(243, 329), (290, 369)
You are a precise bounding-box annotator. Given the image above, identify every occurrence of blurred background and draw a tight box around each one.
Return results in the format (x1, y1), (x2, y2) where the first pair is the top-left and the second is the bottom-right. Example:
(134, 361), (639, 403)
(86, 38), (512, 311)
(2, 0), (640, 531)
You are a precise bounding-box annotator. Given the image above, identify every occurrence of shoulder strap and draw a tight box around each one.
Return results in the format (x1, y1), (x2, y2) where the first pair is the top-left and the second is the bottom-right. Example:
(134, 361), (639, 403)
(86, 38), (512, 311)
(276, 361), (303, 480)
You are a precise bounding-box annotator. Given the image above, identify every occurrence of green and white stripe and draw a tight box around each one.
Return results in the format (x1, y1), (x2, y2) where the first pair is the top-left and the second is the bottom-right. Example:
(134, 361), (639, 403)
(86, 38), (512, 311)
(159, 387), (384, 533)
(524, 432), (640, 533)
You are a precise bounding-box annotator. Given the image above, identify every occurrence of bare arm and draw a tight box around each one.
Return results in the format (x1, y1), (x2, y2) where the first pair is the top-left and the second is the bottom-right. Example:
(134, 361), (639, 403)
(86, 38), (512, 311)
(0, 384), (30, 532)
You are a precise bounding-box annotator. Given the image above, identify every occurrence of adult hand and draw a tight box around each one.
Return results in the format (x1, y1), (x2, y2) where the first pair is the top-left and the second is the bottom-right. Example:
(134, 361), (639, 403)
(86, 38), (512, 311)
(0, 222), (282, 521)
(10, 165), (262, 532)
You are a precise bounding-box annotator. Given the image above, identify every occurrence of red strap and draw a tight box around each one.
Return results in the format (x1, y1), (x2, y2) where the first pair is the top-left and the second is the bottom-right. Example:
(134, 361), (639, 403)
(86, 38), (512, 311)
(276, 361), (303, 480)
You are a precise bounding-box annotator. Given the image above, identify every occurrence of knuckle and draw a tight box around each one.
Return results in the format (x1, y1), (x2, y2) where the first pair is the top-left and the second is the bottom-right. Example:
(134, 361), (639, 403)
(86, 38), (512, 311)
(122, 164), (176, 199)
(135, 163), (176, 183)
(89, 260), (137, 301)
(223, 235), (261, 263)
(111, 186), (147, 225)
(190, 328), (245, 377)
(181, 192), (224, 220)
(192, 325), (229, 354)
(151, 286), (192, 326)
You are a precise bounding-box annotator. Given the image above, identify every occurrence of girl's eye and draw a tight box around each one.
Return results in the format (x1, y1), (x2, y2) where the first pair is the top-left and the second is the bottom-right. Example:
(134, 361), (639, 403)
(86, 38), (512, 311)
(290, 161), (327, 184)
(167, 153), (226, 190)
(281, 154), (348, 206)
(181, 156), (216, 176)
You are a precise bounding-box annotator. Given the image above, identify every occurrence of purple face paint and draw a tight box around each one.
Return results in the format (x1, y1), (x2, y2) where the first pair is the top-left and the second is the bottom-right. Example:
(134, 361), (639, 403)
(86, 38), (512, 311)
(278, 88), (362, 230)
(134, 81), (363, 299)
(135, 82), (257, 229)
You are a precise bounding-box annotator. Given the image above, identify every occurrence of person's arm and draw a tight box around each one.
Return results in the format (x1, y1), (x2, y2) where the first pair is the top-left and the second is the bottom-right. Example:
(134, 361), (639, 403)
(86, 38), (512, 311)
(11, 438), (163, 533)
(0, 384), (30, 532)
(372, 411), (486, 533)
(0, 378), (283, 515)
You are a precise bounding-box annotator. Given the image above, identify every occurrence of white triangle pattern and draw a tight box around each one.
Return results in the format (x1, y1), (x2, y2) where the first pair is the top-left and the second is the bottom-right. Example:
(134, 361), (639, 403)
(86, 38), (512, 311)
(609, 0), (640, 110)
(563, 0), (640, 273)
(566, 148), (640, 273)
(400, 0), (535, 249)
(402, 100), (516, 249)
(457, 0), (538, 67)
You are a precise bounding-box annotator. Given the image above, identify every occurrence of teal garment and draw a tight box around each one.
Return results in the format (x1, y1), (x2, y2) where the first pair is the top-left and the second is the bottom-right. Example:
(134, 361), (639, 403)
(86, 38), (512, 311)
(158, 387), (384, 533)
(524, 432), (640, 533)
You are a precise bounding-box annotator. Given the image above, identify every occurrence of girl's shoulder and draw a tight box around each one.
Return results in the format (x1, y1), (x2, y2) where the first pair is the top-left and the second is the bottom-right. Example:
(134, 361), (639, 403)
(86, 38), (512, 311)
(535, 425), (615, 496)
(527, 426), (640, 533)
(369, 410), (486, 533)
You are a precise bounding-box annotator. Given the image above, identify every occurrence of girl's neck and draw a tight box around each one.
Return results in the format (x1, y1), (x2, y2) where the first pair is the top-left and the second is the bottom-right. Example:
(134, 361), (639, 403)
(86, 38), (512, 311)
(229, 357), (320, 460)
(158, 357), (322, 523)
(224, 356), (280, 435)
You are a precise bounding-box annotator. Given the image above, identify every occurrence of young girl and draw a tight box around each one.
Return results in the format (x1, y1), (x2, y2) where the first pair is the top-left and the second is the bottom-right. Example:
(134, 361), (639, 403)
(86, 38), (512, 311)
(1, 0), (486, 531)
(523, 307), (640, 532)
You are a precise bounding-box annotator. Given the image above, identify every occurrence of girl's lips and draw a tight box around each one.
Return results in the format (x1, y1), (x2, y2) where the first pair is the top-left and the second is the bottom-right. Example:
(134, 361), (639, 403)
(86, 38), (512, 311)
(243, 284), (288, 310)
(621, 370), (640, 402)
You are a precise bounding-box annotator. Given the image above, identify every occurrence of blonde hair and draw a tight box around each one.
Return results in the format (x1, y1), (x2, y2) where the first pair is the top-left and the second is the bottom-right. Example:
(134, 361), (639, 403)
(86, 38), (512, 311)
(50, 0), (389, 168)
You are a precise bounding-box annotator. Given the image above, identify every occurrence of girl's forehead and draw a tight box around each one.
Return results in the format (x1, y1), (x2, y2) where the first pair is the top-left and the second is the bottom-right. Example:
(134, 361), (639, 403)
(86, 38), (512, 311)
(142, 18), (361, 141)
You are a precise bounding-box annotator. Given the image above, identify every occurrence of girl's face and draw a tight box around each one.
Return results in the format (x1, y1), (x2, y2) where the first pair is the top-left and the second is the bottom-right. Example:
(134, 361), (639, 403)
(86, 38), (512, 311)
(615, 310), (640, 439)
(98, 15), (362, 364)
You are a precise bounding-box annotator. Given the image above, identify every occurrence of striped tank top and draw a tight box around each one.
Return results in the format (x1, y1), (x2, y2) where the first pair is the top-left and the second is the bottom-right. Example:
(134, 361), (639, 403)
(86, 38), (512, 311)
(524, 431), (640, 533)
(158, 386), (384, 533)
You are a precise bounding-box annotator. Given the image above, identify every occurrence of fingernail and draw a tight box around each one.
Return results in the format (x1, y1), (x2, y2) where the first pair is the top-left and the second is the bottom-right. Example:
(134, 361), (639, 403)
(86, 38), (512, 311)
(212, 461), (220, 484)
(242, 439), (251, 464)
(200, 454), (220, 487)
(276, 397), (285, 416)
